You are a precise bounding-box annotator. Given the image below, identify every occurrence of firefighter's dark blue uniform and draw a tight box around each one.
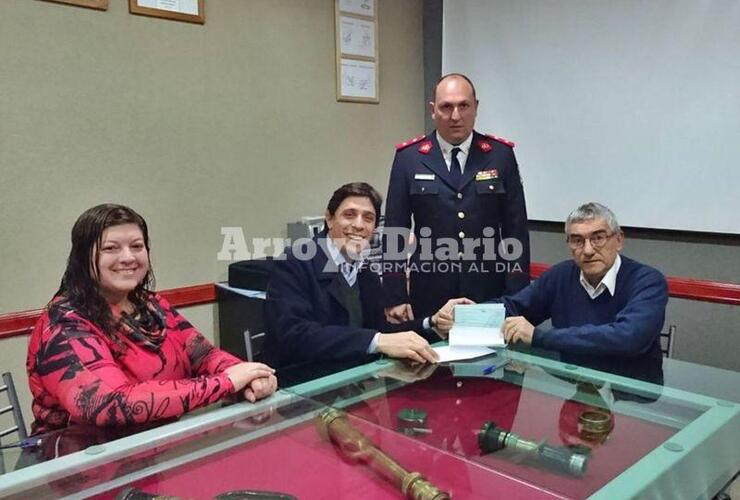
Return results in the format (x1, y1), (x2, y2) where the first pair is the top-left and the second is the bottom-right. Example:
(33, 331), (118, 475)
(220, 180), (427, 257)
(383, 131), (530, 318)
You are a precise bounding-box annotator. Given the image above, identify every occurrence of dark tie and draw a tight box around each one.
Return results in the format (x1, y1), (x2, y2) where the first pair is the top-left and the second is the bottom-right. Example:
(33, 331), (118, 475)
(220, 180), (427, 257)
(449, 147), (462, 187)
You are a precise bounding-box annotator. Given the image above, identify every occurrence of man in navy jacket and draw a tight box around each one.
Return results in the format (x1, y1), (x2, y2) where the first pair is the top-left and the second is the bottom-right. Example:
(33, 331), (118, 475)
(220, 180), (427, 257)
(263, 183), (469, 380)
(383, 73), (530, 324)
(440, 202), (668, 380)
(504, 203), (666, 378)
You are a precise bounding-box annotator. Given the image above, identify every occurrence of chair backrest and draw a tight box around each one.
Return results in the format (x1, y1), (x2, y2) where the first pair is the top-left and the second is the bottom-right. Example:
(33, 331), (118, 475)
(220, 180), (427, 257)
(0, 372), (28, 443)
(660, 325), (676, 358)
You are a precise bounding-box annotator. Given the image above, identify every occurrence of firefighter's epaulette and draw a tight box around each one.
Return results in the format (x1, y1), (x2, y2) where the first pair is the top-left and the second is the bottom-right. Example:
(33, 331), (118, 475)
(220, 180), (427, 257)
(395, 135), (426, 151)
(485, 133), (516, 148)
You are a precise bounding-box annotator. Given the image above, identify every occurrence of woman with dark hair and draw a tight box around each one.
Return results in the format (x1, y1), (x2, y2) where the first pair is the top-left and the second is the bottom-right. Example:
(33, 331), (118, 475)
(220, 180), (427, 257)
(27, 204), (277, 434)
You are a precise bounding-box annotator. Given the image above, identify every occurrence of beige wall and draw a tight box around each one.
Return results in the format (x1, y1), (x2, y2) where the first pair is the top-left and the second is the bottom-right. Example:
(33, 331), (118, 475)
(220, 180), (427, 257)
(0, 0), (424, 429)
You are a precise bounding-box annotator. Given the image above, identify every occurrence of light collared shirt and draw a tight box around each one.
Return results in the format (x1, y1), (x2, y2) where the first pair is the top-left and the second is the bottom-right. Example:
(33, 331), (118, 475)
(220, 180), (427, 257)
(579, 254), (622, 299)
(437, 132), (473, 174)
(325, 236), (362, 287)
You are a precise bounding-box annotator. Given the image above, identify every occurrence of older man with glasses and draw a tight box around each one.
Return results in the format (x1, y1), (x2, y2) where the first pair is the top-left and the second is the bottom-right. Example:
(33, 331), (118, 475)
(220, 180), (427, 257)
(441, 202), (668, 379)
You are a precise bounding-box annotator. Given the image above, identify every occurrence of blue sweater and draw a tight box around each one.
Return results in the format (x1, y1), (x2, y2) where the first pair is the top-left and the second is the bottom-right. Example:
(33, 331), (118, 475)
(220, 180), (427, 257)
(501, 256), (668, 370)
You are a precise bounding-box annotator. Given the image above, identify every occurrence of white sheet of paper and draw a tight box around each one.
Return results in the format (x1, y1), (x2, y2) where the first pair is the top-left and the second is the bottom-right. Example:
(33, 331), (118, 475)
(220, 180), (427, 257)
(433, 345), (495, 362)
(449, 303), (506, 347)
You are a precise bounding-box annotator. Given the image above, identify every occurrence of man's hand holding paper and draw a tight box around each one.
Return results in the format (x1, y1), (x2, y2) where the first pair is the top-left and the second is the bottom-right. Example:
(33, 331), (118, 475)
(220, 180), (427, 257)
(449, 303), (507, 347)
(432, 297), (475, 336)
(503, 316), (535, 345)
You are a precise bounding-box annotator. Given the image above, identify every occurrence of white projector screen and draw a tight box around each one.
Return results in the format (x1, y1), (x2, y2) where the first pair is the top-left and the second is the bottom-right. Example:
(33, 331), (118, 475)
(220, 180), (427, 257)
(442, 1), (740, 234)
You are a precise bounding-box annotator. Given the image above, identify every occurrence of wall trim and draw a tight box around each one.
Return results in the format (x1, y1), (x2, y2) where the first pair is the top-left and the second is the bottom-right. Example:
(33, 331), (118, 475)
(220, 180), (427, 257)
(1, 270), (737, 340)
(0, 283), (216, 341)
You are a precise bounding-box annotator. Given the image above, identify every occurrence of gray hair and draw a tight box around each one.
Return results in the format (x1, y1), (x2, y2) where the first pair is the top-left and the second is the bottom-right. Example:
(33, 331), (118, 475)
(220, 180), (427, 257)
(565, 202), (621, 234)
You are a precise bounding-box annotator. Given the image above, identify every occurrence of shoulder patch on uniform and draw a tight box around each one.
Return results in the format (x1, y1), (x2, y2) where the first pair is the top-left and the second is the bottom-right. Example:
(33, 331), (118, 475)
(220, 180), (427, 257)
(418, 140), (433, 154)
(485, 133), (516, 148)
(395, 135), (426, 151)
(476, 140), (493, 153)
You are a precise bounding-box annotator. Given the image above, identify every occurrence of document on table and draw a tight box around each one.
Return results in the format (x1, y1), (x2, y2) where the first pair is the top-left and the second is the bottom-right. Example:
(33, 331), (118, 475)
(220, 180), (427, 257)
(449, 303), (506, 347)
(433, 345), (496, 363)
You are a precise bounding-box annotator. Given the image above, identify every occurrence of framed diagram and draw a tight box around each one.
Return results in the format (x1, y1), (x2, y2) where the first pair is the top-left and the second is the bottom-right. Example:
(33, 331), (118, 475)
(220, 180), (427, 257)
(338, 16), (375, 59)
(335, 0), (378, 103)
(338, 0), (375, 18)
(129, 0), (205, 25)
(338, 59), (377, 102)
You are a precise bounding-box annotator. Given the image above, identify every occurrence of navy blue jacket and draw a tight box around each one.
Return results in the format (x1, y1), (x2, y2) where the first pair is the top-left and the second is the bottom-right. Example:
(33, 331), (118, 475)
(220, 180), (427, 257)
(383, 131), (530, 318)
(500, 256), (668, 380)
(263, 234), (426, 370)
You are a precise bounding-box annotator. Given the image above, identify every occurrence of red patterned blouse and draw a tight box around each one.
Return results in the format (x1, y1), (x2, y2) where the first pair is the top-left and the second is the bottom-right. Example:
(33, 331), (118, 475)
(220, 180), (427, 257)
(27, 294), (241, 435)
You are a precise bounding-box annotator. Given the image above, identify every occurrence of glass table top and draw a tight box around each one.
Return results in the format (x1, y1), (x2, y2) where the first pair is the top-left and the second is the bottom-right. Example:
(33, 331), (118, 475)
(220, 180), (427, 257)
(0, 349), (737, 499)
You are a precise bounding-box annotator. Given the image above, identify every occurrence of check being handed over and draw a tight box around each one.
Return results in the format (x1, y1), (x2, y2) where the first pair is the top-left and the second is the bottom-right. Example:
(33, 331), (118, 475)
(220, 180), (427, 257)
(449, 303), (506, 347)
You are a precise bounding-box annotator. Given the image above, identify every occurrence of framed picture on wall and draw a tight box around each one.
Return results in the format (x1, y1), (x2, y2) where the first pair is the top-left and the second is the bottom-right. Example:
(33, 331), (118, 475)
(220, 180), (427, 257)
(338, 0), (375, 18)
(338, 58), (378, 103)
(43, 0), (108, 10)
(129, 0), (205, 25)
(335, 0), (378, 103)
(338, 15), (376, 59)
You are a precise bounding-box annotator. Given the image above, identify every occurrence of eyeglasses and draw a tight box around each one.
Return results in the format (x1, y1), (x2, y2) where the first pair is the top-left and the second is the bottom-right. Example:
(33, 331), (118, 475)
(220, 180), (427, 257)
(566, 231), (617, 250)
